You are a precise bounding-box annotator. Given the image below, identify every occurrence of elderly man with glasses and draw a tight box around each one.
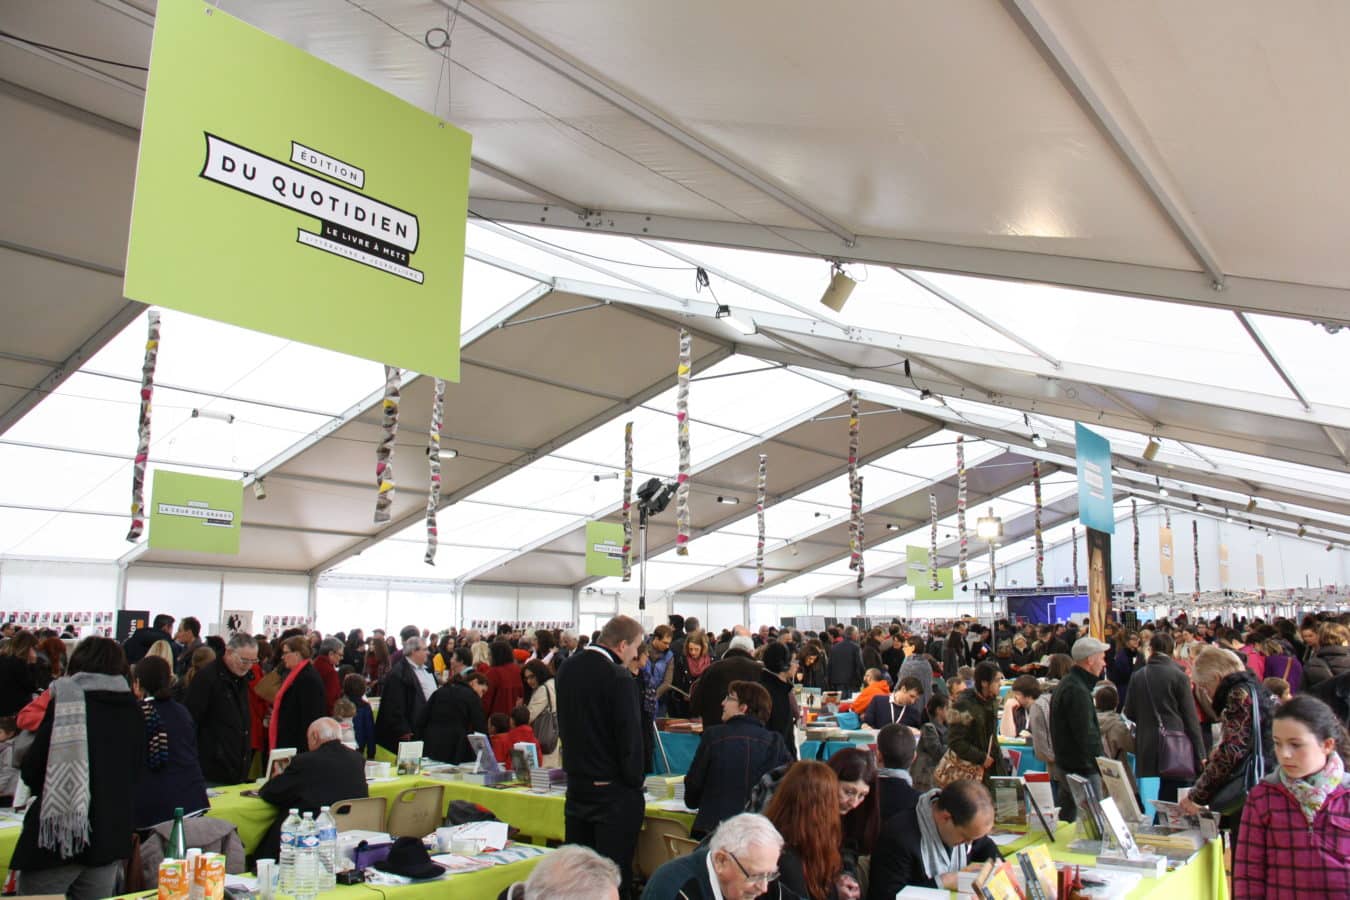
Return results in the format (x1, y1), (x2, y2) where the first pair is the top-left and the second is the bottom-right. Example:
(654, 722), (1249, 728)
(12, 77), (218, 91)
(643, 813), (784, 900)
(185, 632), (259, 786)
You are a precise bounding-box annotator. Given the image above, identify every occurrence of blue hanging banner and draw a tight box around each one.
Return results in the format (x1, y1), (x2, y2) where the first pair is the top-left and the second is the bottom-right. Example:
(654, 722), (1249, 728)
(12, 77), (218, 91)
(1075, 423), (1114, 534)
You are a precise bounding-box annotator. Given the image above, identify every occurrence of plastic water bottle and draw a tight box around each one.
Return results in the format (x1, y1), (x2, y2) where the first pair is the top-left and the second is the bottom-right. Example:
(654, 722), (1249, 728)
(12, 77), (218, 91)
(278, 809), (301, 894)
(292, 812), (319, 900)
(316, 806), (337, 892)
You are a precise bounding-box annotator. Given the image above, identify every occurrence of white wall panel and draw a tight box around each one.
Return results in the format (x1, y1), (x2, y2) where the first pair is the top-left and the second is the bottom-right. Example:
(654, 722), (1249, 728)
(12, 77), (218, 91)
(0, 559), (117, 617)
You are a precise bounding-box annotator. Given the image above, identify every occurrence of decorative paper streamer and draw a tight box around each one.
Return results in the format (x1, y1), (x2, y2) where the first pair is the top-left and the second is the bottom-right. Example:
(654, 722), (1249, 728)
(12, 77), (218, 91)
(675, 329), (692, 555)
(928, 492), (940, 590)
(1131, 498), (1141, 593)
(1164, 508), (1175, 594)
(622, 421), (634, 582)
(855, 475), (865, 588)
(956, 435), (968, 582)
(1192, 518), (1200, 593)
(847, 390), (861, 570)
(1032, 460), (1045, 587)
(1071, 527), (1079, 587)
(373, 365), (401, 524)
(423, 378), (445, 565)
(126, 310), (161, 542)
(756, 453), (767, 586)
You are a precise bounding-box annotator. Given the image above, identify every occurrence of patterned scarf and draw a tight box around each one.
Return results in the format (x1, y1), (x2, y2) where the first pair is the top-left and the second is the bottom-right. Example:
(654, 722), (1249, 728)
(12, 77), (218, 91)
(1278, 750), (1345, 824)
(39, 672), (130, 856)
(142, 699), (169, 771)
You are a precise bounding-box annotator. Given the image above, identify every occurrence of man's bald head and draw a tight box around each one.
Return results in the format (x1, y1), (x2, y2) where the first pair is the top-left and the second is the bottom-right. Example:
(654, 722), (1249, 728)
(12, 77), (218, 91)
(307, 717), (342, 751)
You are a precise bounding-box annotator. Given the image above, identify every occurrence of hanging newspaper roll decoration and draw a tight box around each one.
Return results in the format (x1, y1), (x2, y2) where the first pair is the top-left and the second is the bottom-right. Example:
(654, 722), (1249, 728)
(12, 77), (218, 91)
(674, 329), (692, 555)
(1192, 518), (1200, 592)
(1071, 527), (1079, 587)
(423, 378), (445, 565)
(1131, 498), (1141, 592)
(622, 421), (634, 582)
(1164, 508), (1176, 594)
(373, 365), (401, 524)
(929, 492), (941, 590)
(1033, 460), (1045, 587)
(956, 435), (969, 582)
(855, 475), (865, 587)
(756, 453), (767, 586)
(847, 390), (861, 570)
(125, 310), (161, 542)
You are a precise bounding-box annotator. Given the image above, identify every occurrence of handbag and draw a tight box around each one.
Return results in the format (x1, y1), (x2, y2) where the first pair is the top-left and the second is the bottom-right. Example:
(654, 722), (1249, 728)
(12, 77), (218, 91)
(253, 668), (283, 703)
(933, 735), (994, 788)
(1206, 685), (1266, 815)
(1142, 667), (1196, 780)
(533, 681), (559, 755)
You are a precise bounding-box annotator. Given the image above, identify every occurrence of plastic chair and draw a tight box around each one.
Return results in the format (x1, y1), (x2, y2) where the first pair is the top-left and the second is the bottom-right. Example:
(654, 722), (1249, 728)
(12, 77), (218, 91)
(332, 797), (388, 833)
(662, 834), (700, 860)
(385, 785), (445, 838)
(636, 817), (694, 879)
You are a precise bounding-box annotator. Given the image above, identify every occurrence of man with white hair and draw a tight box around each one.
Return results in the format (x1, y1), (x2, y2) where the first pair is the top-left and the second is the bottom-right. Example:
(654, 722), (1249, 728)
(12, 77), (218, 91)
(503, 844), (621, 900)
(642, 813), (783, 900)
(256, 717), (367, 859)
(690, 634), (762, 730)
(375, 635), (431, 752)
(554, 629), (579, 667)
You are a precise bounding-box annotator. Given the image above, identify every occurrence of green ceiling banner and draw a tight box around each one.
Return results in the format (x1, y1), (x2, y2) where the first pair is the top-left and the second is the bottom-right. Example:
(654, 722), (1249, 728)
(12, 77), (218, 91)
(124, 0), (471, 382)
(585, 522), (630, 578)
(149, 471), (244, 554)
(907, 545), (955, 601)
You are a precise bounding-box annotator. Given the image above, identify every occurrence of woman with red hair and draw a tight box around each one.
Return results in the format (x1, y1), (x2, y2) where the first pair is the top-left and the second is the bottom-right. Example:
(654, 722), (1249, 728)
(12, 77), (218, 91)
(764, 760), (843, 900)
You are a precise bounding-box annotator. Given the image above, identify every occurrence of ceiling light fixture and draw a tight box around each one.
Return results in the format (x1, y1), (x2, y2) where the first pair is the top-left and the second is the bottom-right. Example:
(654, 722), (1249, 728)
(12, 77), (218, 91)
(976, 507), (1003, 541)
(1155, 476), (1168, 498)
(713, 303), (756, 335)
(716, 495), (740, 505)
(919, 388), (942, 406)
(886, 523), (900, 532)
(192, 408), (235, 424)
(1298, 525), (1308, 537)
(819, 262), (857, 312)
(444, 448), (459, 459)
(1142, 437), (1161, 461)
(252, 478), (267, 501)
(1246, 497), (1258, 513)
(592, 472), (620, 482)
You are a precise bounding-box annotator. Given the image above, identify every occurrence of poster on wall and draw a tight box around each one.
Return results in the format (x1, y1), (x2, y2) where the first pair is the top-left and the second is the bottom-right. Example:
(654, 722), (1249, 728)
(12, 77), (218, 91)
(1086, 528), (1111, 641)
(1158, 526), (1174, 576)
(149, 471), (244, 554)
(124, 0), (472, 382)
(905, 545), (954, 600)
(116, 610), (150, 643)
(1256, 553), (1265, 588)
(585, 522), (630, 577)
(1219, 544), (1230, 589)
(223, 610), (254, 637)
(1075, 424), (1114, 534)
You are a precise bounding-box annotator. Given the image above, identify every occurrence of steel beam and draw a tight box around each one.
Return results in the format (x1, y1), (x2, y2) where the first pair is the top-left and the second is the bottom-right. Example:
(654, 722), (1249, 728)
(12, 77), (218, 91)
(898, 270), (1062, 369)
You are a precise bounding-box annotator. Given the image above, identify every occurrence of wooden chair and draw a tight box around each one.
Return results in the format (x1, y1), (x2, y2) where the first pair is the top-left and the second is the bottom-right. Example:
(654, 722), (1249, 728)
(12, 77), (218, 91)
(331, 797), (388, 833)
(385, 785), (445, 838)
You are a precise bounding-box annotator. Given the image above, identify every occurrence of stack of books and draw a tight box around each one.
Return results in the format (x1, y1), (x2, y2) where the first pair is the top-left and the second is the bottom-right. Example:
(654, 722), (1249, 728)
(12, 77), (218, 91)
(529, 767), (566, 793)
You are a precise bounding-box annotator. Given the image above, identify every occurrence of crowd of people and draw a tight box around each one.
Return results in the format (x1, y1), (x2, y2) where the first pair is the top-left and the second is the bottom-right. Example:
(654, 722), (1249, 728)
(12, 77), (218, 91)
(0, 609), (1347, 898)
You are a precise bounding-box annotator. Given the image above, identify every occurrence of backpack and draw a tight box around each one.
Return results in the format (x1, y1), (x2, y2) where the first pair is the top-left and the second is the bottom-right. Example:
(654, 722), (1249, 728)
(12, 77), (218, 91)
(534, 680), (559, 755)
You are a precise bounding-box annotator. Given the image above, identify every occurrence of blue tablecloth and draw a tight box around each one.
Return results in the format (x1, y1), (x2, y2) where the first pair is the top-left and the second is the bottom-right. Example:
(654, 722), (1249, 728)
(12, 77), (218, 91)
(651, 731), (700, 775)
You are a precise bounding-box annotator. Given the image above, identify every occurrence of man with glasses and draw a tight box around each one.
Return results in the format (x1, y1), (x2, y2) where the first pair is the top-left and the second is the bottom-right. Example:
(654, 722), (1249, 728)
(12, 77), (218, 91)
(866, 780), (1000, 899)
(185, 632), (259, 785)
(642, 813), (783, 900)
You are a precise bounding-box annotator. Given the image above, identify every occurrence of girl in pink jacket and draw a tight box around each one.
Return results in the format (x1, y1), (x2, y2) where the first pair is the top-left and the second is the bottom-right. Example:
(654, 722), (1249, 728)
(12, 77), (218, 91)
(1234, 695), (1350, 899)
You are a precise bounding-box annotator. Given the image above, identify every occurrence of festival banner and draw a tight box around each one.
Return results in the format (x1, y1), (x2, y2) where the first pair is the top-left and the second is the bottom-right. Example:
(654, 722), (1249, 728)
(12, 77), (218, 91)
(1074, 423), (1114, 533)
(906, 545), (954, 601)
(585, 522), (631, 578)
(148, 471), (244, 554)
(1158, 525), (1175, 576)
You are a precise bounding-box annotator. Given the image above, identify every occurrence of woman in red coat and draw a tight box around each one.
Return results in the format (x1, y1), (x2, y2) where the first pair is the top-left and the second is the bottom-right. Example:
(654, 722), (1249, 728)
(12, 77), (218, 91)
(481, 640), (523, 717)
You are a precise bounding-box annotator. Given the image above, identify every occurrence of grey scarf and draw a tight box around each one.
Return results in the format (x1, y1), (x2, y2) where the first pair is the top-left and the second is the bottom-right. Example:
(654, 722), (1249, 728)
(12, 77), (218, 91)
(916, 789), (968, 883)
(38, 672), (129, 856)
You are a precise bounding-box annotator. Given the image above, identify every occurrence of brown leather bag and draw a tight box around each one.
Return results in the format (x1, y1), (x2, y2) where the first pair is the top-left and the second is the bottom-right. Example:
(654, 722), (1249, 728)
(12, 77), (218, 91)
(253, 668), (283, 703)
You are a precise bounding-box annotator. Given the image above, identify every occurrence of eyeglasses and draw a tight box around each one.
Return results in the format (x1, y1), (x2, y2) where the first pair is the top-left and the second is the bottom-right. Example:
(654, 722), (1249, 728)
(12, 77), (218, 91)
(234, 655), (259, 665)
(726, 851), (777, 885)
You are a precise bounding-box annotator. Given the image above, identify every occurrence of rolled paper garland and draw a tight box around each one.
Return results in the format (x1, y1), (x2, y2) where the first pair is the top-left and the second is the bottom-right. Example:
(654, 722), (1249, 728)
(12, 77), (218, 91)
(674, 329), (692, 555)
(423, 378), (445, 565)
(373, 365), (401, 524)
(929, 492), (940, 590)
(956, 435), (968, 582)
(126, 310), (161, 542)
(1131, 498), (1141, 592)
(855, 475), (865, 588)
(849, 472), (863, 571)
(847, 390), (861, 570)
(1164, 508), (1175, 594)
(1033, 460), (1045, 587)
(756, 453), (767, 586)
(1192, 518), (1200, 593)
(1071, 527), (1078, 587)
(622, 421), (634, 581)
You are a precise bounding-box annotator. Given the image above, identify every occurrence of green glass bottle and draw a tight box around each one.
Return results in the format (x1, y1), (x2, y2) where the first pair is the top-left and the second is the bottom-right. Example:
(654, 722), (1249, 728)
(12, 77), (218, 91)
(166, 807), (187, 860)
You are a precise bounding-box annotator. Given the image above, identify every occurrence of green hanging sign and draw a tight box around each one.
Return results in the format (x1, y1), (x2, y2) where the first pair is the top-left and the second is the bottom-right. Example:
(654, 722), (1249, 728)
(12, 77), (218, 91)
(585, 522), (630, 577)
(149, 471), (244, 555)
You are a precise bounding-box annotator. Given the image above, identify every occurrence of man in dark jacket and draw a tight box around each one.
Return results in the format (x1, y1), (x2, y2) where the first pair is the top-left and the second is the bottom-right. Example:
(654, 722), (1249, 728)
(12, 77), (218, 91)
(828, 626), (865, 697)
(875, 723), (920, 821)
(184, 633), (257, 785)
(417, 671), (488, 763)
(866, 780), (999, 900)
(256, 718), (367, 860)
(690, 637), (761, 730)
(1049, 636), (1107, 822)
(375, 637), (430, 752)
(643, 814), (783, 900)
(173, 617), (204, 677)
(556, 615), (645, 898)
(1122, 633), (1205, 801)
(122, 613), (175, 664)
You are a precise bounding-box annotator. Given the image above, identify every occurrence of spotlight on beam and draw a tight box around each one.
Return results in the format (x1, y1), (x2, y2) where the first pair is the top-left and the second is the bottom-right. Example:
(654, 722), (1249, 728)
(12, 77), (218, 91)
(1142, 437), (1161, 461)
(819, 263), (857, 312)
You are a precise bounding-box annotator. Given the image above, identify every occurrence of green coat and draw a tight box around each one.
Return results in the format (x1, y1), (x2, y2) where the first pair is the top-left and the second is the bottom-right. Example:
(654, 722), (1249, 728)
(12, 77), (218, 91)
(947, 690), (1006, 780)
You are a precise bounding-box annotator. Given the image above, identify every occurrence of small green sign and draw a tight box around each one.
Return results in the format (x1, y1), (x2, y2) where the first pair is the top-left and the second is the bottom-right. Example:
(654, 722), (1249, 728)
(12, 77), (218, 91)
(585, 522), (630, 577)
(149, 471), (243, 554)
(125, 0), (471, 381)
(907, 545), (954, 600)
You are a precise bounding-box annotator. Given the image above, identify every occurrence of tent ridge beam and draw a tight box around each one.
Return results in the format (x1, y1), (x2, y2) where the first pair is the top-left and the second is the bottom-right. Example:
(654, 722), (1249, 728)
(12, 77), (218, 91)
(443, 2), (857, 245)
(1233, 312), (1312, 413)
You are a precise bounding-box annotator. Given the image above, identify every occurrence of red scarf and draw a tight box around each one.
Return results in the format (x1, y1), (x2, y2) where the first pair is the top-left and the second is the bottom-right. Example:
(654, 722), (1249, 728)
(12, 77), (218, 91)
(687, 652), (711, 678)
(268, 659), (310, 750)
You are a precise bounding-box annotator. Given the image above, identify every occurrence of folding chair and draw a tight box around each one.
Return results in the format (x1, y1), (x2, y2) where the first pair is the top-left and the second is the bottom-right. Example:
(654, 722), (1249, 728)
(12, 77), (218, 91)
(332, 796), (388, 833)
(385, 785), (445, 838)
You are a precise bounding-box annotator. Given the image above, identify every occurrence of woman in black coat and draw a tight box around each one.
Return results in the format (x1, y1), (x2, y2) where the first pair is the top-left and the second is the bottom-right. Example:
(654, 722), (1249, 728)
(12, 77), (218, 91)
(131, 655), (209, 829)
(0, 631), (39, 717)
(12, 637), (143, 900)
(418, 672), (489, 763)
(1302, 623), (1350, 692)
(270, 636), (327, 754)
(1122, 633), (1205, 802)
